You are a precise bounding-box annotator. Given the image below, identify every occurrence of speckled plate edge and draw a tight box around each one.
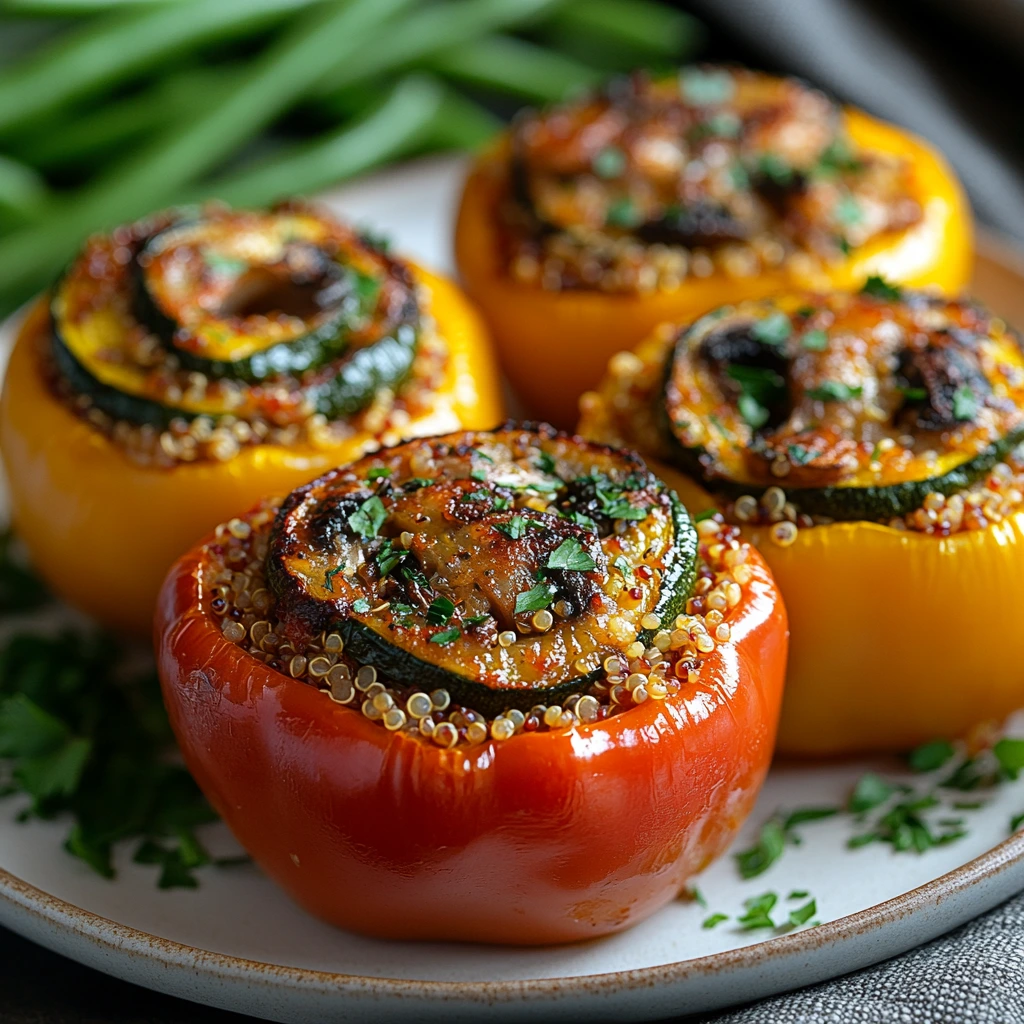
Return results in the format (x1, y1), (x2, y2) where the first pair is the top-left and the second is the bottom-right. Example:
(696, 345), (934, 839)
(2, 833), (1024, 1023)
(2, 212), (1024, 1022)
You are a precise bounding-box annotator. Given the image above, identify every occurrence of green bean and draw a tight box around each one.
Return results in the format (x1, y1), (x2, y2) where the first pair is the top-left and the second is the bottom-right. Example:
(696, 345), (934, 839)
(549, 0), (704, 57)
(15, 66), (240, 171)
(420, 88), (501, 151)
(316, 0), (564, 101)
(0, 0), (323, 136)
(0, 156), (48, 215)
(196, 75), (445, 209)
(0, 0), (414, 311)
(428, 34), (601, 103)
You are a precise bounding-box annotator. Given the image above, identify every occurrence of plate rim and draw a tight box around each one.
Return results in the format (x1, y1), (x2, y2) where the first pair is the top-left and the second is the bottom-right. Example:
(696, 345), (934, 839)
(3, 827), (1024, 1001)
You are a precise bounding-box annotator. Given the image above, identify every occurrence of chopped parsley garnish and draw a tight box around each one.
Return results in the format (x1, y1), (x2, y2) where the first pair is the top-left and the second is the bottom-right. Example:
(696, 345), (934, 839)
(612, 555), (635, 586)
(391, 602), (415, 620)
(849, 794), (965, 852)
(592, 145), (626, 179)
(702, 913), (729, 929)
(834, 192), (863, 226)
(494, 497), (511, 511)
(751, 311), (792, 346)
(470, 468), (488, 482)
(848, 772), (895, 813)
(535, 451), (557, 473)
(693, 508), (717, 523)
(801, 329), (828, 351)
(756, 153), (794, 187)
(788, 898), (817, 928)
(399, 563), (430, 589)
(735, 806), (838, 878)
(995, 738), (1024, 779)
(907, 740), (956, 773)
(953, 386), (978, 421)
(806, 381), (863, 402)
(815, 137), (861, 175)
(605, 196), (639, 228)
(403, 478), (434, 490)
(429, 627), (461, 646)
(787, 444), (815, 466)
(426, 596), (456, 626)
(898, 385), (928, 401)
(460, 489), (492, 502)
(496, 516), (527, 541)
(547, 538), (597, 572)
(464, 614), (489, 628)
(738, 393), (769, 430)
(788, 890), (809, 900)
(861, 274), (902, 301)
(375, 540), (406, 577)
(365, 466), (391, 480)
(352, 597), (371, 614)
(1012, 812), (1024, 833)
(737, 891), (778, 930)
(680, 67), (735, 105)
(348, 496), (387, 538)
(515, 582), (555, 614)
(563, 510), (598, 531)
(324, 566), (344, 593)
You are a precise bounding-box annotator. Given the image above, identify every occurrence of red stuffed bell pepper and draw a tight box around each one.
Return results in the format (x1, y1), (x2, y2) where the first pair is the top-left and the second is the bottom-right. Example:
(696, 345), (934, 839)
(157, 425), (787, 945)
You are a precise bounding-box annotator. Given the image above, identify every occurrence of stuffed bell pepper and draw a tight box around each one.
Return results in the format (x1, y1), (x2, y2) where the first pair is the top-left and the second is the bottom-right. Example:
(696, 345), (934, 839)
(456, 65), (971, 426)
(580, 284), (1024, 755)
(0, 203), (502, 634)
(156, 425), (787, 944)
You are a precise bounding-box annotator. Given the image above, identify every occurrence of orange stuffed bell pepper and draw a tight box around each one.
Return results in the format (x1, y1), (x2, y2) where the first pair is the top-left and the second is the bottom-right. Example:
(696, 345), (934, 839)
(0, 202), (502, 636)
(156, 425), (787, 944)
(456, 65), (971, 427)
(579, 283), (1024, 756)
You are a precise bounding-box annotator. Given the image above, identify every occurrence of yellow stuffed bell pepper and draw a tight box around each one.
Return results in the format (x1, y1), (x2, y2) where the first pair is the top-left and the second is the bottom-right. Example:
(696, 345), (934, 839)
(579, 286), (1024, 756)
(456, 64), (971, 428)
(0, 204), (502, 636)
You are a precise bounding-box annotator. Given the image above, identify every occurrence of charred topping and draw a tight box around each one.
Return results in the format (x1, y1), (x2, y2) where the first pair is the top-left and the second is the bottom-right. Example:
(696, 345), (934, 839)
(264, 425), (697, 712)
(661, 288), (1024, 519)
(503, 66), (921, 293)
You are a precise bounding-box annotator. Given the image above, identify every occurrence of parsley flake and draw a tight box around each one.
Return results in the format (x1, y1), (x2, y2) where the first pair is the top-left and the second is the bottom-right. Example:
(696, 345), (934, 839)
(751, 311), (792, 346)
(908, 740), (956, 773)
(953, 386), (978, 421)
(365, 466), (391, 481)
(429, 627), (461, 646)
(496, 517), (527, 541)
(593, 146), (626, 179)
(324, 566), (344, 593)
(702, 913), (729, 929)
(861, 275), (901, 301)
(515, 583), (555, 614)
(352, 598), (371, 614)
(612, 555), (635, 586)
(547, 538), (597, 572)
(806, 381), (863, 402)
(348, 496), (386, 538)
(426, 596), (455, 626)
(802, 329), (828, 351)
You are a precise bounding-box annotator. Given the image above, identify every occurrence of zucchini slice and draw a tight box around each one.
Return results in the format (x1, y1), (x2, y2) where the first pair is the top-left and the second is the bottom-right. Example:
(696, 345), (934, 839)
(267, 425), (697, 715)
(49, 204), (419, 429)
(661, 290), (1024, 520)
(133, 210), (395, 382)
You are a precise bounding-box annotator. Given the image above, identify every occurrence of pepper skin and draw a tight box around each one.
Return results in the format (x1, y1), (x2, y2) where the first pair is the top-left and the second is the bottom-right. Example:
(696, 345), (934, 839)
(0, 267), (503, 636)
(579, 358), (1024, 757)
(156, 525), (787, 945)
(652, 468), (1024, 757)
(456, 110), (971, 428)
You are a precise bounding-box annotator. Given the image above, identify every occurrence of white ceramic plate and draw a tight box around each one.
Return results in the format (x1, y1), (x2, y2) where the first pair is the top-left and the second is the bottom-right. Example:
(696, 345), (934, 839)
(2, 156), (1024, 1023)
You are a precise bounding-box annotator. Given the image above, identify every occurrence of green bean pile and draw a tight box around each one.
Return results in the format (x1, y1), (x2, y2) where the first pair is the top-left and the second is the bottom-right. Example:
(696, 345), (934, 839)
(0, 0), (701, 318)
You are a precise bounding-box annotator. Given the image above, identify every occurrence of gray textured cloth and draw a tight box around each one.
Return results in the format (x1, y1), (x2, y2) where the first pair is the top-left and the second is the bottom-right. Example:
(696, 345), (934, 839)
(702, 891), (1024, 1024)
(690, 0), (1024, 246)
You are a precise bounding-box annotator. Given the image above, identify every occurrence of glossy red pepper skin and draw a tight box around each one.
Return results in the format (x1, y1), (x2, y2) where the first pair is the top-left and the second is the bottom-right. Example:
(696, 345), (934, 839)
(157, 532), (787, 945)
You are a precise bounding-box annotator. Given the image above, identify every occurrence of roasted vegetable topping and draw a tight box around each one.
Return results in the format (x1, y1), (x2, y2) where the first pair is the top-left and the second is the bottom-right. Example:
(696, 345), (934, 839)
(264, 426), (696, 713)
(504, 67), (920, 293)
(205, 460), (755, 747)
(661, 289), (1024, 520)
(44, 203), (440, 465)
